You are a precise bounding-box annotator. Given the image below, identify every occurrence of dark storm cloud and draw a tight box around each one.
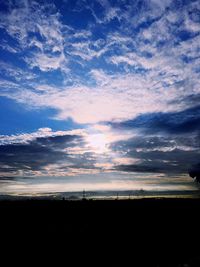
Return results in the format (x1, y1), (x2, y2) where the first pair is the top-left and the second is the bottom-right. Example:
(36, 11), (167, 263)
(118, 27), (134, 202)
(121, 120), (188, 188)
(35, 135), (81, 148)
(0, 142), (65, 172)
(110, 103), (200, 178)
(112, 105), (200, 135)
(115, 162), (177, 174)
(0, 133), (95, 176)
(115, 147), (200, 175)
(111, 135), (200, 152)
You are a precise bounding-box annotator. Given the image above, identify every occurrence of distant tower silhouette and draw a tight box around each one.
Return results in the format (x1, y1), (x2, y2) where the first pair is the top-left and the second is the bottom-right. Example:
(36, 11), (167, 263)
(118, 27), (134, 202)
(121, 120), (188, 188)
(82, 190), (86, 200)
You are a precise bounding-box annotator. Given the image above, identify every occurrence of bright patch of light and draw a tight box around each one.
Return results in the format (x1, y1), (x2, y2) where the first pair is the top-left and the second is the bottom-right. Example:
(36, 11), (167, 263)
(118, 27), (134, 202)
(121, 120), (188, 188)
(87, 133), (109, 154)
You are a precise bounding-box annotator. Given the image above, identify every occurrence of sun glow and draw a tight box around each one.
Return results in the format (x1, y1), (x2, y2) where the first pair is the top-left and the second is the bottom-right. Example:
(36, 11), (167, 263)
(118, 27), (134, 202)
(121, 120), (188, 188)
(87, 133), (109, 154)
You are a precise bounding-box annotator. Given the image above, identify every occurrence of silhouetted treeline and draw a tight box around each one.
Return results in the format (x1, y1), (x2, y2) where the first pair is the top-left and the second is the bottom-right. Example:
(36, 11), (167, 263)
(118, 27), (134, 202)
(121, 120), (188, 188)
(0, 198), (200, 266)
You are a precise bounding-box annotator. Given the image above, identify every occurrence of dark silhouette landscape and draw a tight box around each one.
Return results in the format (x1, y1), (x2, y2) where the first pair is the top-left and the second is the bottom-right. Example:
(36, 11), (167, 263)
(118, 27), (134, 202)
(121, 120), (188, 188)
(1, 197), (200, 266)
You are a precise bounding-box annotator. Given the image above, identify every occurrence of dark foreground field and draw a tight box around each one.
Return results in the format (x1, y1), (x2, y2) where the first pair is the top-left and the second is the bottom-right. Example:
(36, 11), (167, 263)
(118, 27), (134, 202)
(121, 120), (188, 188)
(0, 198), (200, 266)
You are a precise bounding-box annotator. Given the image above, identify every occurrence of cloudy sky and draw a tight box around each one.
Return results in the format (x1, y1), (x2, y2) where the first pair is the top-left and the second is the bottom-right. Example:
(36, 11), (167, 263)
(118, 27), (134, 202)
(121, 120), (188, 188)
(0, 0), (200, 195)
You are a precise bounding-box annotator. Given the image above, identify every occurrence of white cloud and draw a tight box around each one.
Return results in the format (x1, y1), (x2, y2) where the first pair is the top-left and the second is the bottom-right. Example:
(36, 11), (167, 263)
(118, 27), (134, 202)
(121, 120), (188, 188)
(150, 0), (172, 10)
(112, 157), (141, 165)
(1, 63), (199, 124)
(0, 61), (37, 82)
(0, 0), (200, 125)
(0, 128), (85, 146)
(0, 43), (19, 53)
(0, 1), (67, 72)
(25, 52), (66, 72)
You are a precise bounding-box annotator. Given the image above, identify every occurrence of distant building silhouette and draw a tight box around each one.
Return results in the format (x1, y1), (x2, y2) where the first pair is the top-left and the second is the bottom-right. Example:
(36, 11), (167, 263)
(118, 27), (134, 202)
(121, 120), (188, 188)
(116, 193), (119, 200)
(82, 190), (86, 200)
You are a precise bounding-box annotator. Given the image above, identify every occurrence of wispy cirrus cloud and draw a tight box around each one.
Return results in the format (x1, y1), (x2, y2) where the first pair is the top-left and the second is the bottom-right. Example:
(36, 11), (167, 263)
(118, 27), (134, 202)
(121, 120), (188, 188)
(0, 0), (67, 72)
(1, 69), (199, 124)
(0, 0), (199, 124)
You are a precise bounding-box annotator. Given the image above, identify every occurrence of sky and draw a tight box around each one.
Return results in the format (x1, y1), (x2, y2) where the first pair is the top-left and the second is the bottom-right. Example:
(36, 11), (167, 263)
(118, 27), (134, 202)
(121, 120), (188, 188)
(0, 0), (200, 195)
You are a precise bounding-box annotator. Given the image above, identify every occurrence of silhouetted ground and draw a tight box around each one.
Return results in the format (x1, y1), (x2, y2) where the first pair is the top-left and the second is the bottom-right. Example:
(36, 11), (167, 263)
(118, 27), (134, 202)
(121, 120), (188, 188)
(0, 198), (200, 266)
